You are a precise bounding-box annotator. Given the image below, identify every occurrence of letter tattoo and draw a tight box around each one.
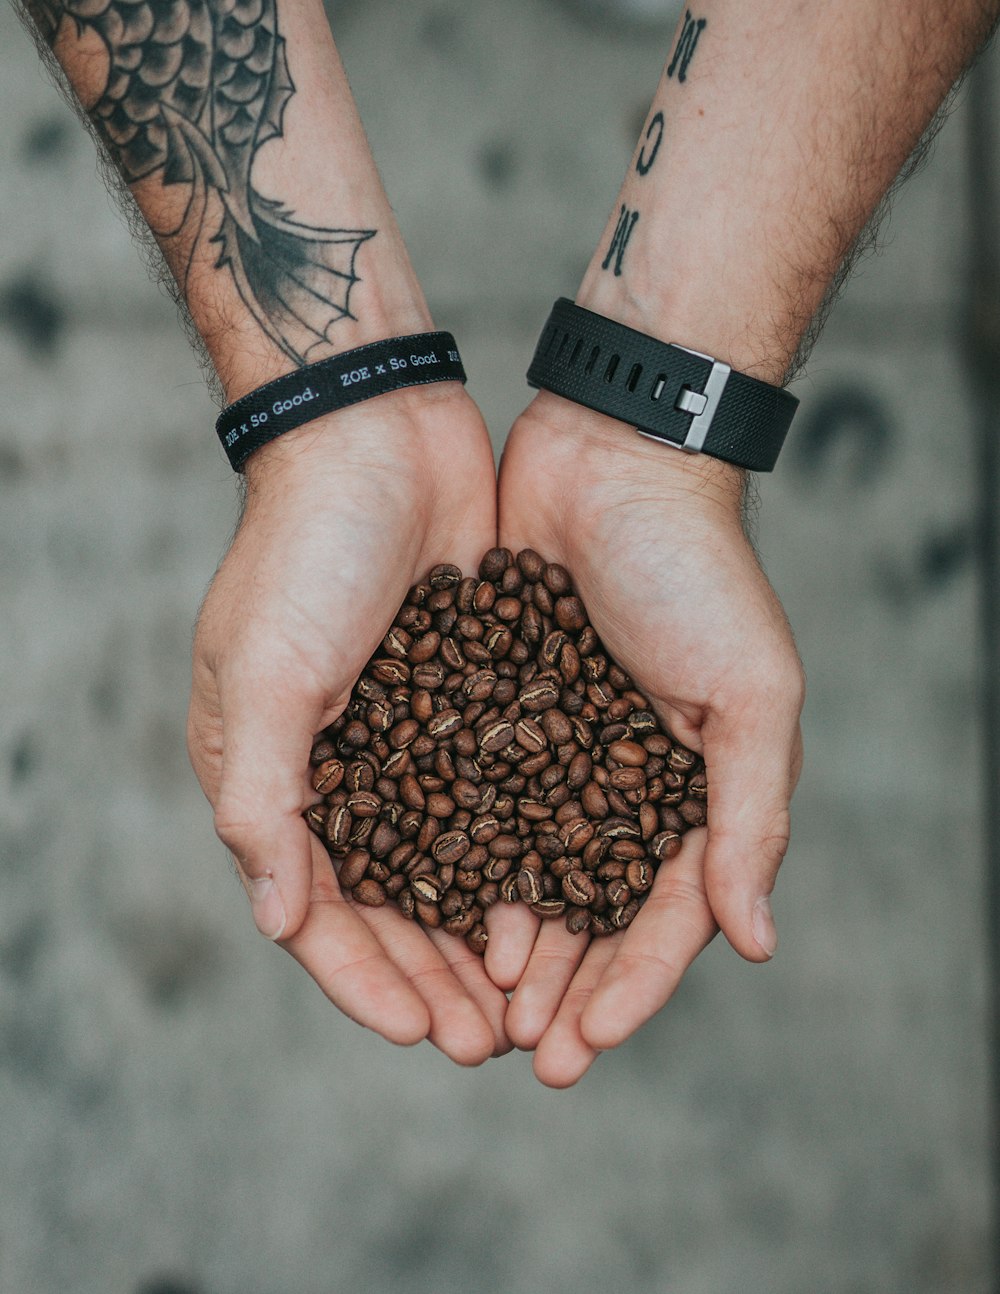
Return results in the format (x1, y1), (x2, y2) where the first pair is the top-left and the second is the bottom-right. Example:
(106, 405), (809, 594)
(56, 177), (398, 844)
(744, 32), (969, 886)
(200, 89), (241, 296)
(635, 111), (665, 177)
(602, 205), (640, 277)
(667, 10), (707, 84)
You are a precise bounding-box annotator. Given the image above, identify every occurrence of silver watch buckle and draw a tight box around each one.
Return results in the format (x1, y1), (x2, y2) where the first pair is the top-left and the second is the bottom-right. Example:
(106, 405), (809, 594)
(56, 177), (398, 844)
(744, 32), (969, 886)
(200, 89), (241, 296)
(672, 347), (731, 454)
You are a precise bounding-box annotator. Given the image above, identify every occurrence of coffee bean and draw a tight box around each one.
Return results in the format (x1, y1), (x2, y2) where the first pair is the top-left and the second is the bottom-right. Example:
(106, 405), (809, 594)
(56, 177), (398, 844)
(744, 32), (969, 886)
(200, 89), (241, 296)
(520, 678), (560, 712)
(432, 830), (471, 866)
(466, 923), (489, 955)
(650, 830), (682, 861)
(516, 868), (543, 904)
(338, 848), (370, 890)
(625, 859), (653, 893)
(679, 799), (707, 827)
(543, 563), (572, 596)
(352, 878), (386, 907)
(426, 563), (460, 591)
(480, 720), (515, 753)
(530, 898), (566, 919)
(478, 547), (511, 581)
(312, 758), (345, 794)
(562, 869), (597, 906)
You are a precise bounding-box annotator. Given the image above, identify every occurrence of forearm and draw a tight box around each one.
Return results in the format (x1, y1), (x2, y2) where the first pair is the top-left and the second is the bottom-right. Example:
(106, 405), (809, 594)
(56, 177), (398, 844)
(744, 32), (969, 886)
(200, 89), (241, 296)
(578, 0), (999, 385)
(17, 0), (429, 401)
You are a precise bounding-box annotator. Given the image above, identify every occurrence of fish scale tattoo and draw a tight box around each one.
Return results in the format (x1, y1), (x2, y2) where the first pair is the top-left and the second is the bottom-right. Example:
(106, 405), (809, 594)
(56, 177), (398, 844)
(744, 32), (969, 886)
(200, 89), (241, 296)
(26, 0), (376, 366)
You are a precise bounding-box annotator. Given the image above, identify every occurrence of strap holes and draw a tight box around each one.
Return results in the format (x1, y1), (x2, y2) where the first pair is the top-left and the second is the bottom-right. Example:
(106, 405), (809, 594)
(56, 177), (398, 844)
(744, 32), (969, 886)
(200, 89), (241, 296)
(604, 353), (620, 383)
(569, 338), (583, 366)
(626, 363), (642, 393)
(555, 331), (569, 360)
(584, 346), (600, 375)
(650, 374), (667, 401)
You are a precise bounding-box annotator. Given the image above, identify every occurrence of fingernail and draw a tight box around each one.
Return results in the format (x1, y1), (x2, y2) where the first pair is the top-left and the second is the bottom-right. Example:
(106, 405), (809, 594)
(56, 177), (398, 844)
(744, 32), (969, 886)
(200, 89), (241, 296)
(246, 876), (287, 940)
(752, 896), (777, 958)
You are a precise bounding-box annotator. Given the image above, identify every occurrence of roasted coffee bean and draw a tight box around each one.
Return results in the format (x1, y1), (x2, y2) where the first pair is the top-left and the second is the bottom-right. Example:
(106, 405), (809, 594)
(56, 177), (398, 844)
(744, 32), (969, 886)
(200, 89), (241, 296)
(625, 859), (654, 893)
(352, 878), (386, 907)
(479, 547), (511, 581)
(411, 874), (443, 904)
(514, 716), (547, 753)
(668, 746), (697, 774)
(325, 805), (352, 850)
(337, 848), (370, 890)
(312, 758), (345, 794)
(346, 790), (380, 818)
(650, 830), (682, 861)
(562, 869), (597, 906)
(310, 739), (337, 766)
(679, 799), (707, 827)
(520, 678), (560, 712)
(543, 563), (572, 596)
(516, 868), (543, 904)
(413, 898), (442, 928)
(305, 803), (328, 835)
(531, 898), (566, 919)
(480, 720), (515, 753)
(370, 821), (401, 858)
(605, 877), (632, 907)
(466, 923), (489, 955)
(432, 830), (471, 866)
(608, 739), (647, 767)
(566, 905), (592, 935)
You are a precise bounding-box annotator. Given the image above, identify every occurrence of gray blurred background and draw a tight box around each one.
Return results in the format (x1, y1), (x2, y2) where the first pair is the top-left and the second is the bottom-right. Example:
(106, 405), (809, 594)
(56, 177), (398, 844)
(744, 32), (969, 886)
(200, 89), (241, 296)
(1, 1), (998, 1291)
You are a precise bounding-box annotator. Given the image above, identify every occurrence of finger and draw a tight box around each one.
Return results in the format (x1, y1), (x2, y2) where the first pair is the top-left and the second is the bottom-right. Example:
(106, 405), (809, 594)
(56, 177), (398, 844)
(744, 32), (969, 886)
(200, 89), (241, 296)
(505, 920), (590, 1051)
(483, 901), (541, 991)
(211, 668), (325, 942)
(701, 683), (803, 962)
(531, 936), (620, 1089)
(284, 839), (430, 1047)
(579, 830), (717, 1050)
(351, 900), (497, 1067)
(428, 927), (513, 1057)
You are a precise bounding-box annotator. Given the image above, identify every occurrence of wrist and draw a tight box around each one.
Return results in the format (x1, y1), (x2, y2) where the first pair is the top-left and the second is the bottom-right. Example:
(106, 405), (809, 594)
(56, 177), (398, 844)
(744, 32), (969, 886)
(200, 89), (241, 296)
(242, 381), (484, 492)
(519, 390), (746, 517)
(574, 267), (796, 389)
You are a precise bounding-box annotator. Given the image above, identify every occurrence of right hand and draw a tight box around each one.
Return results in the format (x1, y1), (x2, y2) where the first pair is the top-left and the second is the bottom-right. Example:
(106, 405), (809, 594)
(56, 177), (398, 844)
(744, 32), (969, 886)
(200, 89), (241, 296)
(187, 385), (511, 1065)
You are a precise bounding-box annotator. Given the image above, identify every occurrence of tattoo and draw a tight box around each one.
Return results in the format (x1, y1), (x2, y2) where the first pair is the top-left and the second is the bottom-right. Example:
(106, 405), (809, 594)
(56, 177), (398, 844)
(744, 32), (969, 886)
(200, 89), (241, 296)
(601, 205), (639, 276)
(27, 0), (375, 366)
(667, 10), (707, 84)
(635, 111), (664, 176)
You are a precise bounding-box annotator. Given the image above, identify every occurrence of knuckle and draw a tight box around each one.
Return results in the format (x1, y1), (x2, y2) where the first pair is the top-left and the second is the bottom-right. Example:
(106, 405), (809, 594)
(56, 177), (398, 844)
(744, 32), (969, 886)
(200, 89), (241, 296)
(213, 791), (268, 855)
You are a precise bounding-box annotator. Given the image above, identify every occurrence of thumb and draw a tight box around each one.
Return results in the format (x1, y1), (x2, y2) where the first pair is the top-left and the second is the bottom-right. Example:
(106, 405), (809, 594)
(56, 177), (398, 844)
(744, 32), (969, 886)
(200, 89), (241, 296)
(701, 695), (802, 962)
(212, 672), (325, 942)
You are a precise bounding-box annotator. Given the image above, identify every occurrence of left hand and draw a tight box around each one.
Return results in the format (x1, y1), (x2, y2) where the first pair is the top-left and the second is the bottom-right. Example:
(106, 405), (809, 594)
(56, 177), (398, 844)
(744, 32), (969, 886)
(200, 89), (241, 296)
(489, 392), (804, 1086)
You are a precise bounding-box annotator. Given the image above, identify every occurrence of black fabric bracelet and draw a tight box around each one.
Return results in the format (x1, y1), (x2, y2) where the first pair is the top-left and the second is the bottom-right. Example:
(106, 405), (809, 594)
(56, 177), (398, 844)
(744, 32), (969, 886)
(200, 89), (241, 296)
(526, 299), (798, 471)
(216, 331), (467, 470)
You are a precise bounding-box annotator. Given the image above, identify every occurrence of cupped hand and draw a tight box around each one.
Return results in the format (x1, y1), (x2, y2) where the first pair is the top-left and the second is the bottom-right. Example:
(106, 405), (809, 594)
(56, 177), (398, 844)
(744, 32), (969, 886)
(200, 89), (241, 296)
(187, 385), (511, 1064)
(490, 391), (804, 1085)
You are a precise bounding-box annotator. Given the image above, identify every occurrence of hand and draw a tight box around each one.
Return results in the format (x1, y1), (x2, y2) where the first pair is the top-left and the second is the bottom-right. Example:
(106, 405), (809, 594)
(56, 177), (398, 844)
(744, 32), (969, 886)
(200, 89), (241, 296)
(489, 392), (804, 1086)
(187, 386), (511, 1065)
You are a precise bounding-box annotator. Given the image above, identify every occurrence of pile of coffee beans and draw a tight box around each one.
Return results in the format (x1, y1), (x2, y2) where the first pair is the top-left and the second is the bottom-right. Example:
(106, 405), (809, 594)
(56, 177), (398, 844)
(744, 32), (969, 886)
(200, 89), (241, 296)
(306, 549), (707, 956)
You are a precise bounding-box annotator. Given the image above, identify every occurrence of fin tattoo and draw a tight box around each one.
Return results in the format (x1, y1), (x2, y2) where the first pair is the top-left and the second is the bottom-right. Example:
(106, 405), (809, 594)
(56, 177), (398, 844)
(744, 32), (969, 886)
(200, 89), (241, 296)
(31, 0), (375, 365)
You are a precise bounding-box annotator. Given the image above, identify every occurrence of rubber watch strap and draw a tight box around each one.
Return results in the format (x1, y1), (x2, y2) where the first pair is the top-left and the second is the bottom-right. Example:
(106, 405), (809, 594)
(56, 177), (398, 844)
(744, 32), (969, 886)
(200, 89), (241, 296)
(526, 299), (797, 472)
(216, 331), (466, 471)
